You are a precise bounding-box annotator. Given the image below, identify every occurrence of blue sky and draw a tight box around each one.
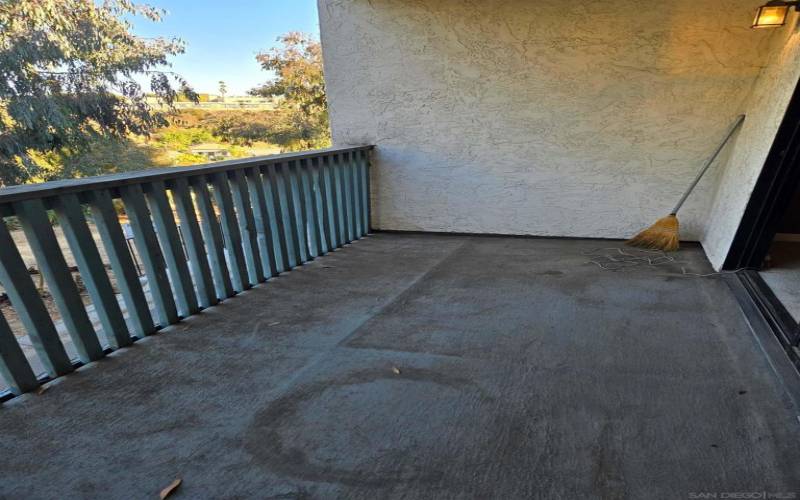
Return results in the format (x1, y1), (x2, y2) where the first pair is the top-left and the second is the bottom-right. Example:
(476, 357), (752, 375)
(132, 0), (321, 95)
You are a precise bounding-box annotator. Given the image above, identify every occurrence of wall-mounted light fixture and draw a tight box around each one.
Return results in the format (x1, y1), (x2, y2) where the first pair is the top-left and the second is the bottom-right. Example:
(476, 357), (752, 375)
(752, 0), (799, 28)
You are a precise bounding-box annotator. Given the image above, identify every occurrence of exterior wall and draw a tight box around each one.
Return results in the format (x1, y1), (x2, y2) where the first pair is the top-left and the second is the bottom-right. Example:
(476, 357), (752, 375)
(319, 0), (779, 242)
(702, 11), (800, 269)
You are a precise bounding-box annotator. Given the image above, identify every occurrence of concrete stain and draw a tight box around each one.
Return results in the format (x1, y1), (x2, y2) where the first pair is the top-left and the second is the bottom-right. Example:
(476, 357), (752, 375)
(244, 366), (485, 488)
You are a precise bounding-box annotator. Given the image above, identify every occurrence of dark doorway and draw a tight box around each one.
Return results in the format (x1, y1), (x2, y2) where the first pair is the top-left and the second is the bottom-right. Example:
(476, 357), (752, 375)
(724, 78), (800, 270)
(724, 76), (800, 370)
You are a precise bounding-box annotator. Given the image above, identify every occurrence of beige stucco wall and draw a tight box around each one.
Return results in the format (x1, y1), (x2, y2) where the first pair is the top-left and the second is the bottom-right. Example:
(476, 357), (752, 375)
(703, 12), (800, 269)
(319, 0), (783, 247)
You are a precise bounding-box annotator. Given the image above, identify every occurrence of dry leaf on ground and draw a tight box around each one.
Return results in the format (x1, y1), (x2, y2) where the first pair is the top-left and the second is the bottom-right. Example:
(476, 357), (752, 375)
(159, 478), (182, 499)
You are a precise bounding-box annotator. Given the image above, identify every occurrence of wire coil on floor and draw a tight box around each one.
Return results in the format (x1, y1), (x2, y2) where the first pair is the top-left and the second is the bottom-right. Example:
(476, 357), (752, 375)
(583, 247), (749, 277)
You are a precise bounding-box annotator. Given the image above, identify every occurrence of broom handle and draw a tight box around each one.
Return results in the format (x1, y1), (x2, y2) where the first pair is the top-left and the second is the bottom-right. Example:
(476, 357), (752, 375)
(671, 114), (746, 215)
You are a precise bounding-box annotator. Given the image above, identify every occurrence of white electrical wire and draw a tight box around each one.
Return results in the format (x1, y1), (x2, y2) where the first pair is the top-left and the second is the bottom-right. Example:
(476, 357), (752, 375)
(582, 247), (752, 277)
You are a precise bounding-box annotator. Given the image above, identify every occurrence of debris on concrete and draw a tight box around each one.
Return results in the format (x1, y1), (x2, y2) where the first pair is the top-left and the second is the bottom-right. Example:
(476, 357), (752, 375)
(159, 478), (181, 499)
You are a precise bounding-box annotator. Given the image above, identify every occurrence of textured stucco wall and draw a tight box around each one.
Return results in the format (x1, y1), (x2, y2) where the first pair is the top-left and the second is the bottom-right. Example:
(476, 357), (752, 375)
(319, 0), (779, 242)
(703, 12), (800, 269)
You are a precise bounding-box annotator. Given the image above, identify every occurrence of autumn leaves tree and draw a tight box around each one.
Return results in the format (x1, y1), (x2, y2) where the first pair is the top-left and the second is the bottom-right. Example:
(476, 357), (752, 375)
(250, 32), (331, 151)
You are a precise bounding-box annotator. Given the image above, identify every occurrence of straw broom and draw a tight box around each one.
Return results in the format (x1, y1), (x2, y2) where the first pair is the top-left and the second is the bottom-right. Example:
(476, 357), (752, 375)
(627, 114), (746, 252)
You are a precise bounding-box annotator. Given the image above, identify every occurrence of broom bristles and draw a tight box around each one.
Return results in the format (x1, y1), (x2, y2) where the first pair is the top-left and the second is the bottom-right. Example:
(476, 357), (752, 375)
(626, 214), (680, 252)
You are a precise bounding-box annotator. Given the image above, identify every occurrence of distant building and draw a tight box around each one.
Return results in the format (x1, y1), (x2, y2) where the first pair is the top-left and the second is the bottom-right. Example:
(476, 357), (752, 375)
(189, 143), (230, 161)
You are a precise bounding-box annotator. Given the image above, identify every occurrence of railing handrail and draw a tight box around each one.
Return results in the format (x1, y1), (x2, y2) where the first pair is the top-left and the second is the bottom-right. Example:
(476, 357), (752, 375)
(0, 145), (374, 207)
(0, 144), (373, 398)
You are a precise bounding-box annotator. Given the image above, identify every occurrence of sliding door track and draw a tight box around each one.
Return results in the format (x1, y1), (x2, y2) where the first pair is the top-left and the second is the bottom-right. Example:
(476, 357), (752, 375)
(725, 270), (800, 406)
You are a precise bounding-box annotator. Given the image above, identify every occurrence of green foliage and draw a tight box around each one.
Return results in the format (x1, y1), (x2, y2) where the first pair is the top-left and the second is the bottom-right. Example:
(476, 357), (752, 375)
(197, 111), (275, 146)
(214, 119), (270, 146)
(229, 145), (257, 158)
(0, 16), (333, 183)
(174, 152), (208, 165)
(0, 0), (196, 186)
(58, 138), (158, 178)
(167, 108), (327, 150)
(153, 128), (216, 150)
(18, 135), (162, 184)
(250, 32), (331, 151)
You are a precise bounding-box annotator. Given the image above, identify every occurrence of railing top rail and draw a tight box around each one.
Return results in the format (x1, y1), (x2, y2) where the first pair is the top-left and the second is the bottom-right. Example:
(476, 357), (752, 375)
(0, 145), (373, 206)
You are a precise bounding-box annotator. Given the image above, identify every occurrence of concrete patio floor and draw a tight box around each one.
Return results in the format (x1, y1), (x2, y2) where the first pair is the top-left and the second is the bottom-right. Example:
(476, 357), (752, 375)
(1, 233), (799, 499)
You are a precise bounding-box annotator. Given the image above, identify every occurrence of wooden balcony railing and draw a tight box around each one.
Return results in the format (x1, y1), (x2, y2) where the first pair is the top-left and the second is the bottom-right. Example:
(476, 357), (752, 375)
(0, 145), (373, 398)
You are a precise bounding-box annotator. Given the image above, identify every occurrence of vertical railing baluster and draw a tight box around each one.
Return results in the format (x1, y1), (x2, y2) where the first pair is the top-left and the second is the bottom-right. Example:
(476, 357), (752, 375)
(0, 309), (39, 394)
(276, 163), (301, 267)
(87, 190), (155, 337)
(345, 152), (358, 241)
(310, 157), (327, 256)
(245, 167), (279, 278)
(319, 155), (335, 251)
(14, 199), (104, 363)
(352, 151), (361, 236)
(338, 152), (349, 244)
(360, 149), (371, 234)
(210, 172), (250, 292)
(264, 164), (289, 273)
(230, 170), (265, 285)
(0, 218), (73, 376)
(288, 161), (310, 262)
(119, 184), (179, 326)
(338, 153), (349, 245)
(145, 181), (199, 317)
(341, 152), (354, 243)
(330, 154), (345, 247)
(351, 153), (360, 239)
(349, 152), (362, 238)
(299, 159), (320, 258)
(191, 176), (234, 300)
(325, 155), (337, 248)
(53, 194), (131, 349)
(0, 148), (373, 395)
(171, 178), (217, 309)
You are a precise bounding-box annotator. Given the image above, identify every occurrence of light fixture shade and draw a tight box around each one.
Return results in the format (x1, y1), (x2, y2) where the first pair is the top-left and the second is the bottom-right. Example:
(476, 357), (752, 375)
(752, 4), (790, 28)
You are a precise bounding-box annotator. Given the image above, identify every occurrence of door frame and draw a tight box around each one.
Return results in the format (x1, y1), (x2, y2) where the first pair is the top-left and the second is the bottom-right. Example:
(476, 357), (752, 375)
(723, 77), (800, 270)
(723, 75), (800, 373)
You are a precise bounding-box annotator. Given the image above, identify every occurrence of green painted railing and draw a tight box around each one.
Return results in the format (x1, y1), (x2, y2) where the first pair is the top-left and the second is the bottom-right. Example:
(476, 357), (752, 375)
(0, 146), (373, 398)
